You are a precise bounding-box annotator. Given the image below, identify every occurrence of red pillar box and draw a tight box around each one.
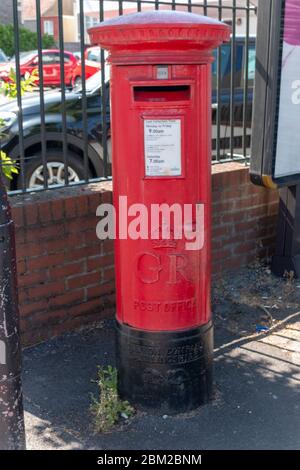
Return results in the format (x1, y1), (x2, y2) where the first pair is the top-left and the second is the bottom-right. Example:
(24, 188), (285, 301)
(89, 11), (230, 413)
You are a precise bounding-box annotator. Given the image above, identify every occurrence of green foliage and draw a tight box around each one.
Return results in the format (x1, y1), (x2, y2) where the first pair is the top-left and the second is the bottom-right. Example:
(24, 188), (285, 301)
(0, 24), (55, 57)
(0, 69), (38, 183)
(0, 151), (18, 180)
(90, 366), (135, 433)
(39, 33), (56, 51)
(0, 68), (39, 98)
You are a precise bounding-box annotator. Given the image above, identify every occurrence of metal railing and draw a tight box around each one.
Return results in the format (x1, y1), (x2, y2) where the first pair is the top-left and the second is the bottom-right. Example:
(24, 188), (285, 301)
(0, 0), (257, 194)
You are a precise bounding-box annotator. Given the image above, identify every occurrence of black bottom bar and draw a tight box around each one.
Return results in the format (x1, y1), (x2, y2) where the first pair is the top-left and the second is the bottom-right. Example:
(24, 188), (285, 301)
(272, 185), (300, 279)
(116, 320), (213, 414)
(271, 254), (300, 278)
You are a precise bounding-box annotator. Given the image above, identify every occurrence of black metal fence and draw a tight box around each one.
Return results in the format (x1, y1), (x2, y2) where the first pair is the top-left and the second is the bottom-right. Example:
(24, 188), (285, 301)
(0, 0), (257, 194)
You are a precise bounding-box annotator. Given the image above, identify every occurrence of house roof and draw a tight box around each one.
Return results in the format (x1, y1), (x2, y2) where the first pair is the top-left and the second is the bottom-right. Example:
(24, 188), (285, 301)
(22, 0), (50, 20)
(43, 0), (74, 17)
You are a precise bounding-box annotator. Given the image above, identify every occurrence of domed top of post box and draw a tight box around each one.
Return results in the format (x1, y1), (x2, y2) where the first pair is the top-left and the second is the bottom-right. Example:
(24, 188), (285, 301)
(88, 11), (231, 63)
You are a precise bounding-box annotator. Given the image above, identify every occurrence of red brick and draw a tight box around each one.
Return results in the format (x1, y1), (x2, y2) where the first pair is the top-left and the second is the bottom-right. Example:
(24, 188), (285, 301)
(87, 281), (115, 299)
(51, 199), (65, 220)
(25, 204), (39, 226)
(212, 248), (232, 262)
(70, 298), (104, 317)
(12, 205), (24, 228)
(234, 241), (258, 255)
(41, 238), (66, 254)
(66, 216), (95, 233)
(38, 201), (52, 224)
(84, 229), (100, 245)
(27, 253), (63, 271)
(245, 226), (275, 241)
(26, 224), (64, 242)
(15, 227), (26, 244)
(88, 194), (103, 214)
(87, 254), (115, 272)
(19, 299), (48, 317)
(234, 220), (257, 234)
(18, 270), (48, 288)
(18, 289), (28, 303)
(235, 195), (262, 210)
(212, 225), (231, 239)
(28, 281), (65, 300)
(102, 267), (115, 282)
(64, 197), (77, 218)
(101, 239), (114, 254)
(101, 190), (113, 204)
(213, 199), (235, 213)
(16, 259), (26, 275)
(49, 290), (84, 307)
(67, 272), (100, 290)
(212, 239), (223, 250)
(222, 211), (248, 224)
(65, 245), (100, 262)
(16, 242), (45, 259)
(64, 231), (84, 248)
(222, 234), (245, 247)
(76, 195), (89, 217)
(247, 206), (270, 220)
(49, 261), (84, 280)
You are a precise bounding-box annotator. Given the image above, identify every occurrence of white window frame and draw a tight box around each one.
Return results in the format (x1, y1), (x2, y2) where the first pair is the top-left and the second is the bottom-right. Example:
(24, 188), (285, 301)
(44, 20), (54, 36)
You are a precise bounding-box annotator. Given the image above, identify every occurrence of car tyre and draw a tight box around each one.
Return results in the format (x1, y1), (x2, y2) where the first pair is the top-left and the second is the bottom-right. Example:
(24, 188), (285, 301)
(22, 150), (93, 190)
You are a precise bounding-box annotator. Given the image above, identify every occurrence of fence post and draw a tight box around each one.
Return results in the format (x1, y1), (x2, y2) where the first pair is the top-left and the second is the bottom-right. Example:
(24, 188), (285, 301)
(0, 175), (26, 450)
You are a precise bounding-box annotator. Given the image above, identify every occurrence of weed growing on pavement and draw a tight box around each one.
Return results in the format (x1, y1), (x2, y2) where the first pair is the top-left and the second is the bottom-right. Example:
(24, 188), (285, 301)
(90, 365), (135, 433)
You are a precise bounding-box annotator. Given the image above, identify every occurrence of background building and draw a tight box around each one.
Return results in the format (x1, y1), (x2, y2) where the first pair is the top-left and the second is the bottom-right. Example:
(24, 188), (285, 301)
(22, 0), (50, 32)
(0, 0), (22, 25)
(20, 0), (258, 50)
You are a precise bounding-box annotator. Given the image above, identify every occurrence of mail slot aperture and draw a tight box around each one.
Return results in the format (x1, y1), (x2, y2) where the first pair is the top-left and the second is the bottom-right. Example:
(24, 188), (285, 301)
(134, 85), (190, 102)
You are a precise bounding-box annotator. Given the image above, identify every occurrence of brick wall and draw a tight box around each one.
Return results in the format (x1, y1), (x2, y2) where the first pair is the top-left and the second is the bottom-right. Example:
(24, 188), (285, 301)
(12, 181), (115, 346)
(211, 163), (278, 273)
(10, 163), (279, 346)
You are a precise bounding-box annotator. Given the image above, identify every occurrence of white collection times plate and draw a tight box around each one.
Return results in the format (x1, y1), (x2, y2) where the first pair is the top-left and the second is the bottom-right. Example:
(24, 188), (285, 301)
(144, 119), (182, 177)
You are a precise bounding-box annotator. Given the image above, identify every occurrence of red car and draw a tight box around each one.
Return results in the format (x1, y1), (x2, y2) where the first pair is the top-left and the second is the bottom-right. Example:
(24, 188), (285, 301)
(0, 49), (78, 87)
(71, 46), (103, 87)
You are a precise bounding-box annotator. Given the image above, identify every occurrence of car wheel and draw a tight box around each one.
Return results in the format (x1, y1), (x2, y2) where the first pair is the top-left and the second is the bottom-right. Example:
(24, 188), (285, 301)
(22, 151), (92, 190)
(73, 76), (82, 88)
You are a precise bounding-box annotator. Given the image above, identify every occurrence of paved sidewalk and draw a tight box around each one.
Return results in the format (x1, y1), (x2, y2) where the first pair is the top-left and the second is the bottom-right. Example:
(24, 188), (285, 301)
(23, 267), (300, 450)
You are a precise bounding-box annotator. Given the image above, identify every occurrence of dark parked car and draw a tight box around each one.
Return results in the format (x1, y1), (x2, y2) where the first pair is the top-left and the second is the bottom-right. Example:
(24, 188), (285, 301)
(211, 36), (256, 158)
(0, 37), (255, 190)
(0, 71), (110, 190)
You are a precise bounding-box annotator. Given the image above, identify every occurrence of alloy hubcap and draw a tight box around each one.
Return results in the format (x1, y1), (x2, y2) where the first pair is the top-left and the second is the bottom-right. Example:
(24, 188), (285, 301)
(29, 162), (80, 189)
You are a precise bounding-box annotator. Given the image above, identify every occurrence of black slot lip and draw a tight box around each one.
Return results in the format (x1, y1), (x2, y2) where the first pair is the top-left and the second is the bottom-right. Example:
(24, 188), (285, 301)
(133, 85), (191, 103)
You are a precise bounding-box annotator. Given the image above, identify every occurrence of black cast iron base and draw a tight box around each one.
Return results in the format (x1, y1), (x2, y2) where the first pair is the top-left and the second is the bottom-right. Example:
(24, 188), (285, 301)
(116, 320), (214, 414)
(271, 185), (300, 279)
(271, 254), (300, 278)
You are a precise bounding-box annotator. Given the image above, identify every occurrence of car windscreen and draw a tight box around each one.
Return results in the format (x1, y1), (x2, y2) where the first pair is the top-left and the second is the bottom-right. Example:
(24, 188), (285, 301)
(20, 51), (38, 65)
(10, 51), (38, 65)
